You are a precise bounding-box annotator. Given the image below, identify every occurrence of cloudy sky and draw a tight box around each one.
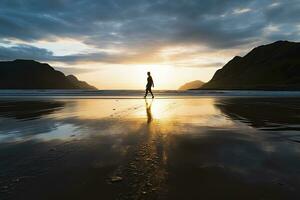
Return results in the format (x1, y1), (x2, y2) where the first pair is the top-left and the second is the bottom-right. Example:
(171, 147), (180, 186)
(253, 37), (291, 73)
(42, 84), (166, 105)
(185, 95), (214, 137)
(0, 0), (299, 89)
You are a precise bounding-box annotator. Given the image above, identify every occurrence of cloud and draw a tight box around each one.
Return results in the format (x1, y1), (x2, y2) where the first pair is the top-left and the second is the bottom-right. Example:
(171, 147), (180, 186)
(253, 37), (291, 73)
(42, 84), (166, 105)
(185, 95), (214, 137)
(185, 62), (225, 68)
(0, 44), (53, 60)
(264, 0), (300, 24)
(0, 0), (299, 67)
(233, 8), (252, 15)
(0, 43), (162, 64)
(53, 66), (99, 75)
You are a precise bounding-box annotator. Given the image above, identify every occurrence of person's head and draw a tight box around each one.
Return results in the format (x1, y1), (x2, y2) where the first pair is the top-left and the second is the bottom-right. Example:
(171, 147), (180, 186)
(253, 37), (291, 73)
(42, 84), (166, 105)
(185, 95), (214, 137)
(147, 72), (151, 76)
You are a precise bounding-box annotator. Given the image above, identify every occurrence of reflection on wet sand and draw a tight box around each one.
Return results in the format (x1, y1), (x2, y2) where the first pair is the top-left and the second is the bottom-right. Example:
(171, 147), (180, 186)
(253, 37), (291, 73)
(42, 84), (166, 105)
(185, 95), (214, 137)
(1, 98), (300, 200)
(107, 99), (168, 199)
(145, 99), (153, 124)
(216, 98), (300, 130)
(0, 100), (64, 120)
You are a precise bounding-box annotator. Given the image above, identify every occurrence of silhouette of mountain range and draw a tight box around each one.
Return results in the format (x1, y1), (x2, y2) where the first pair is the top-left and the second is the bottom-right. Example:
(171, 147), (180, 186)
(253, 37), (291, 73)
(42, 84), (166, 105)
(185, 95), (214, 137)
(0, 59), (97, 89)
(201, 41), (300, 90)
(178, 80), (205, 90)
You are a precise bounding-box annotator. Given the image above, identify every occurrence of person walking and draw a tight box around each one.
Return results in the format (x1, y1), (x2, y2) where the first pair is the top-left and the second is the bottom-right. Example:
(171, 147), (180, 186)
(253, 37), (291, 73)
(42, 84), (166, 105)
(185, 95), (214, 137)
(144, 72), (154, 98)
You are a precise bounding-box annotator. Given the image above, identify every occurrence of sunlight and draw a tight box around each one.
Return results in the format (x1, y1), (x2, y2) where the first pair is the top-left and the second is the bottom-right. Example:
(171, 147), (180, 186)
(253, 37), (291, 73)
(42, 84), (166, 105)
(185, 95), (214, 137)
(134, 64), (174, 90)
(32, 38), (93, 56)
(150, 99), (174, 120)
(134, 98), (236, 129)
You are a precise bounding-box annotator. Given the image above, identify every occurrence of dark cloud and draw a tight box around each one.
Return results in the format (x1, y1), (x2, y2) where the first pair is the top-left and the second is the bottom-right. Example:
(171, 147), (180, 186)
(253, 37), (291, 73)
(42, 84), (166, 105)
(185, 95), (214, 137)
(0, 44), (161, 64)
(264, 0), (300, 24)
(0, 44), (52, 60)
(0, 44), (98, 62)
(0, 0), (299, 64)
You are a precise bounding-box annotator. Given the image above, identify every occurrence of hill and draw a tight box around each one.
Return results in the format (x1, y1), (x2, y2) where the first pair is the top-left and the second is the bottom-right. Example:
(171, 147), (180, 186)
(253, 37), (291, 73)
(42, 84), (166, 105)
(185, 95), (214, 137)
(0, 60), (97, 89)
(178, 80), (205, 90)
(66, 75), (96, 90)
(201, 41), (300, 90)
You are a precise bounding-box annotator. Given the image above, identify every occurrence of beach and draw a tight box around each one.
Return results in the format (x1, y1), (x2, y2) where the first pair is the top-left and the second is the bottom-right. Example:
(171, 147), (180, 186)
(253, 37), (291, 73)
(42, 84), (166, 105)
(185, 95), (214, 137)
(1, 93), (300, 199)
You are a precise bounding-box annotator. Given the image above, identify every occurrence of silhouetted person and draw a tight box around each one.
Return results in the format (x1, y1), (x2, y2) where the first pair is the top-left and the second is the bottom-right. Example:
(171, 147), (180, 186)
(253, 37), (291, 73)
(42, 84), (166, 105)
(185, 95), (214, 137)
(144, 72), (154, 98)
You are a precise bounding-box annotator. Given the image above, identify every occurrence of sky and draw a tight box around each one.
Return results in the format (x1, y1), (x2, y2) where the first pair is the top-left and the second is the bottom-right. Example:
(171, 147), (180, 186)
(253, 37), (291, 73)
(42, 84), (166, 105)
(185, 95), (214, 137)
(0, 0), (299, 89)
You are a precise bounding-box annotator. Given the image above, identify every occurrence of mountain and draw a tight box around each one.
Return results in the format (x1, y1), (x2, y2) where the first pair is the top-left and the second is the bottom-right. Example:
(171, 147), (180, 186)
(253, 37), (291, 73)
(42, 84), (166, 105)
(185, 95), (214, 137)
(201, 41), (300, 90)
(0, 59), (97, 89)
(66, 75), (97, 90)
(178, 80), (205, 90)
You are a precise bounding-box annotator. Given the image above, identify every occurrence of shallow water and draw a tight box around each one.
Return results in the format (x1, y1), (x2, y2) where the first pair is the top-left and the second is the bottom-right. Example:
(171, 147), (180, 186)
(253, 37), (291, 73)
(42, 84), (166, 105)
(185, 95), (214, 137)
(2, 89), (300, 98)
(1, 97), (300, 199)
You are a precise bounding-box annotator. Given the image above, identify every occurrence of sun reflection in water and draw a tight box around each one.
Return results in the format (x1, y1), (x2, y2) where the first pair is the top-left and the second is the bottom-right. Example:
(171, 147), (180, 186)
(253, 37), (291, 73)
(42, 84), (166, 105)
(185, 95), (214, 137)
(145, 99), (153, 124)
(140, 98), (235, 129)
(49, 98), (236, 137)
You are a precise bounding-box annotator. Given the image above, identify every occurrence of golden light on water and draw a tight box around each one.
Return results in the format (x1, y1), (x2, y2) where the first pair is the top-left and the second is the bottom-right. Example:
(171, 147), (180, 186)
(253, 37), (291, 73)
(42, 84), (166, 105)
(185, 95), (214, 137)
(49, 98), (236, 135)
(133, 98), (235, 128)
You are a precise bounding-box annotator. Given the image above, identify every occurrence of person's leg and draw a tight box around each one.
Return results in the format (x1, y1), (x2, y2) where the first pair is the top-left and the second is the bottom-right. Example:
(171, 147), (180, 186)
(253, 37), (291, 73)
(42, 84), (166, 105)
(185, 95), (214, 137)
(144, 88), (149, 98)
(149, 88), (154, 98)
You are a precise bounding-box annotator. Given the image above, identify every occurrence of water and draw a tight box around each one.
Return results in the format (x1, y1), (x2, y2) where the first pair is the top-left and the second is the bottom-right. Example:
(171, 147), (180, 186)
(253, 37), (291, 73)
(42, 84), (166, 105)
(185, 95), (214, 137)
(1, 89), (300, 98)
(1, 93), (300, 199)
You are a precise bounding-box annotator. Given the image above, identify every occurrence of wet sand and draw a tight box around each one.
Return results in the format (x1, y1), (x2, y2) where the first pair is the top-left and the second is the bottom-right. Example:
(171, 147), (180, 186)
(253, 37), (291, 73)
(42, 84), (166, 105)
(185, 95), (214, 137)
(1, 97), (300, 199)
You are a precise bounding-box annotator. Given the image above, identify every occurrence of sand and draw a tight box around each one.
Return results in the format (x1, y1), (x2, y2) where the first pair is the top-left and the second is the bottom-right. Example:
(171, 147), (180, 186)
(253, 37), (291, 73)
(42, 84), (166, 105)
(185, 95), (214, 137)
(1, 97), (300, 200)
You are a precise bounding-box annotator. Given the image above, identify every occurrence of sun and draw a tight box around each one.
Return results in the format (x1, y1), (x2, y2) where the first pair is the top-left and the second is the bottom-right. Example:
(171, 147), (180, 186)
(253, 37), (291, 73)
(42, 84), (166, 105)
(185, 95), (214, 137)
(136, 65), (174, 90)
